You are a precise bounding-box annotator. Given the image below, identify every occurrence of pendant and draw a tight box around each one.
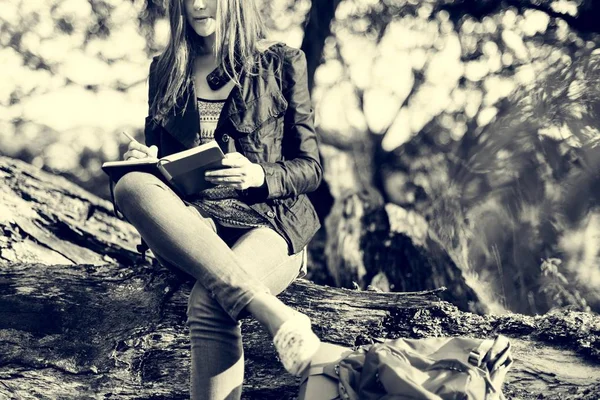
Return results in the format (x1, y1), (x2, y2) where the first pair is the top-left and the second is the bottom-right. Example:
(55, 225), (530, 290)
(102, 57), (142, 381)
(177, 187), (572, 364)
(206, 57), (242, 90)
(206, 64), (232, 90)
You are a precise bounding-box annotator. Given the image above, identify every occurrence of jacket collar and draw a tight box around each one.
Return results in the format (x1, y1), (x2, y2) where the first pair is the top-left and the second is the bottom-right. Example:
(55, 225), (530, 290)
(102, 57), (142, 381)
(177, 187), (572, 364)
(160, 63), (246, 149)
(158, 42), (284, 148)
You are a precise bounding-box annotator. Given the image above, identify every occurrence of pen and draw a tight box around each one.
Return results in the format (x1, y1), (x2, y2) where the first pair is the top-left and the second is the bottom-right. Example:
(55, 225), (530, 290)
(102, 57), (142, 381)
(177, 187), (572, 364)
(122, 131), (138, 144)
(122, 131), (158, 159)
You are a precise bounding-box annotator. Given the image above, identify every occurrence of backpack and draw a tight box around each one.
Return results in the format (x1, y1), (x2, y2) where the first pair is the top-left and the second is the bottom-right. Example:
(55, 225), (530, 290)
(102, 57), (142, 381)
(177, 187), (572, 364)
(299, 336), (513, 400)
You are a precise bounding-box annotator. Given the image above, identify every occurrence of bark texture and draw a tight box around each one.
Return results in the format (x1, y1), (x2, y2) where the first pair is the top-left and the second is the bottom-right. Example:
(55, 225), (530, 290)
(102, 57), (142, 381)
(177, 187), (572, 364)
(0, 156), (599, 399)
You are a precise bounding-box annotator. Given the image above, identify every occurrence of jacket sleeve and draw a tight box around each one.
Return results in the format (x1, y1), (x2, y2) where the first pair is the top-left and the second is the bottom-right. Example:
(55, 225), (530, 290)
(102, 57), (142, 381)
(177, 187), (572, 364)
(247, 47), (323, 200)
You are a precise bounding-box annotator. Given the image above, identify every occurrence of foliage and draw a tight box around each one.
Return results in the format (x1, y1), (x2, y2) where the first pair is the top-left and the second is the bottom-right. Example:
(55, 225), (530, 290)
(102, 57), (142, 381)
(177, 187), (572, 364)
(313, 0), (600, 314)
(540, 258), (590, 312)
(0, 0), (154, 196)
(432, 49), (600, 314)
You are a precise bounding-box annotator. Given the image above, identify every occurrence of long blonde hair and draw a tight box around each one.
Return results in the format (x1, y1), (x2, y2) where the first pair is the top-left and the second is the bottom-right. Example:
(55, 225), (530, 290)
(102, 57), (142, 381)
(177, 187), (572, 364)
(150, 0), (266, 123)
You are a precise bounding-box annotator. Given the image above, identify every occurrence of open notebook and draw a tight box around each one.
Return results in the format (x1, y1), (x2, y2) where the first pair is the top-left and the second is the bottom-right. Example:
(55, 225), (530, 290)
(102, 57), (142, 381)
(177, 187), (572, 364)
(102, 140), (225, 197)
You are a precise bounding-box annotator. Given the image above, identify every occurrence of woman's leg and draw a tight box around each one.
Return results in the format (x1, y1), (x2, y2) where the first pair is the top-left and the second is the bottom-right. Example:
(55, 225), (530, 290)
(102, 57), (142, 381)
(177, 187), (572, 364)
(114, 172), (318, 384)
(113, 171), (271, 318)
(183, 226), (303, 400)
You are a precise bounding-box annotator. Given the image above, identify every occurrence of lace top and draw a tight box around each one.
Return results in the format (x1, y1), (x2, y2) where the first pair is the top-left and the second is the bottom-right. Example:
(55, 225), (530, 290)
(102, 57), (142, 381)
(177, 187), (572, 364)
(187, 97), (270, 229)
(198, 98), (224, 141)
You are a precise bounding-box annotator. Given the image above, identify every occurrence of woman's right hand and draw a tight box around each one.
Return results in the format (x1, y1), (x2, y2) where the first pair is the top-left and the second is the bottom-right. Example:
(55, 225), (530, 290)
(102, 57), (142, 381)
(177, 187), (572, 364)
(123, 141), (159, 161)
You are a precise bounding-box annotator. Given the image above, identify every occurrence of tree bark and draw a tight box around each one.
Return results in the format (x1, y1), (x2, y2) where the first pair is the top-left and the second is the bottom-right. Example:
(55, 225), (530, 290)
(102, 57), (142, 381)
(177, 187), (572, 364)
(1, 265), (599, 399)
(298, 0), (341, 227)
(324, 192), (488, 313)
(300, 0), (342, 93)
(0, 156), (599, 399)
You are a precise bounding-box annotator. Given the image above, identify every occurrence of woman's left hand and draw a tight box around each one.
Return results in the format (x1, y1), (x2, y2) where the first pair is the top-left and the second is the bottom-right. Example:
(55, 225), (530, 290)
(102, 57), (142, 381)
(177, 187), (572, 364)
(205, 152), (265, 190)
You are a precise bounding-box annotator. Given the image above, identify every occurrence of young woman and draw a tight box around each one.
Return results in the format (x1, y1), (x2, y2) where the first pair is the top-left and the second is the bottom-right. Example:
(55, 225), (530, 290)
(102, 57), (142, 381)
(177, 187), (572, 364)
(112, 0), (323, 398)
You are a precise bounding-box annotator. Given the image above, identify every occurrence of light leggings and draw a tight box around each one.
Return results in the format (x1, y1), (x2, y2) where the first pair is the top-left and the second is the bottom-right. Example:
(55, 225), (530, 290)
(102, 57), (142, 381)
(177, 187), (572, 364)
(113, 171), (304, 400)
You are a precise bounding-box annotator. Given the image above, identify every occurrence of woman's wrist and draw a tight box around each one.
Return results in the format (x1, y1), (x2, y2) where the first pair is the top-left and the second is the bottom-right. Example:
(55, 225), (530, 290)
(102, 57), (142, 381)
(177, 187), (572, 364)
(251, 163), (266, 188)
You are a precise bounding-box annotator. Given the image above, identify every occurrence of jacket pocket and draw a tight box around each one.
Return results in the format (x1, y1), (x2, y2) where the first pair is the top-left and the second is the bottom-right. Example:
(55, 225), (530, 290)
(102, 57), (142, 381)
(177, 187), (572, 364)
(228, 89), (288, 134)
(273, 195), (299, 212)
(230, 89), (288, 162)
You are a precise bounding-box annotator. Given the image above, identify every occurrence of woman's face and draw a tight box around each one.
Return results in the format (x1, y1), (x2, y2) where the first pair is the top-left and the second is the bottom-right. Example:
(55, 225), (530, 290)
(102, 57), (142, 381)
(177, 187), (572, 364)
(184, 0), (218, 37)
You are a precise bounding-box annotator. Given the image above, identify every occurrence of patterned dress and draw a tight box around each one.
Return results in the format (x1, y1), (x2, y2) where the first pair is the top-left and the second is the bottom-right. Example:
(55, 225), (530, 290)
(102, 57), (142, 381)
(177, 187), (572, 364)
(186, 97), (271, 229)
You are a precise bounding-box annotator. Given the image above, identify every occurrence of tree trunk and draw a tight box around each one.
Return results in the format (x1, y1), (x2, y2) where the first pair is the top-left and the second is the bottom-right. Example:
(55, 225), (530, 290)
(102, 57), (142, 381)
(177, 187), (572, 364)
(324, 192), (488, 313)
(0, 156), (598, 399)
(300, 0), (342, 93)
(298, 0), (340, 227)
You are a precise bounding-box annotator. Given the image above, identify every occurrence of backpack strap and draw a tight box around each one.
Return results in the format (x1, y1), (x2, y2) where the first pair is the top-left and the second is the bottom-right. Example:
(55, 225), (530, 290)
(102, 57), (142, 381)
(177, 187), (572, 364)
(467, 336), (513, 398)
(469, 336), (512, 372)
(300, 362), (340, 385)
(298, 362), (343, 400)
(468, 338), (495, 367)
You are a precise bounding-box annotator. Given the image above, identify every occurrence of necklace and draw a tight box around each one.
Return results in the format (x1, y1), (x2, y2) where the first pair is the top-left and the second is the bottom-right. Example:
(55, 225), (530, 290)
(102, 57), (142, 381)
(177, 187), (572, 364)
(206, 65), (230, 90)
(206, 56), (245, 90)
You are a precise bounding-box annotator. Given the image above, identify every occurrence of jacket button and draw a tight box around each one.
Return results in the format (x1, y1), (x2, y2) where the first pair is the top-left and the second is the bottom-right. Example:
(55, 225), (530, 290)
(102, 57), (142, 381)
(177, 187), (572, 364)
(222, 134), (230, 142)
(266, 210), (275, 218)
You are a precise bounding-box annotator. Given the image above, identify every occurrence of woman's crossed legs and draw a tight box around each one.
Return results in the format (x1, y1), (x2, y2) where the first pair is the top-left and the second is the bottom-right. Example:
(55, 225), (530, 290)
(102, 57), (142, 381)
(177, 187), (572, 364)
(113, 172), (307, 399)
(183, 226), (302, 399)
(113, 171), (272, 318)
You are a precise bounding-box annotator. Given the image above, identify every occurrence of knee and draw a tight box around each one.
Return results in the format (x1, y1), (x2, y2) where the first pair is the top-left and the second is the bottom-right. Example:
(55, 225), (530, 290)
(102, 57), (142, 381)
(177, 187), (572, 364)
(113, 172), (162, 211)
(187, 283), (240, 335)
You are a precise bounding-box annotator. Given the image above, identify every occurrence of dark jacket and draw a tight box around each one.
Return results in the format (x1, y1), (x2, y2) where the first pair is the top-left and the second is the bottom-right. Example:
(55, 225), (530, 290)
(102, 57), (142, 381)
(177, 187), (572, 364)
(141, 42), (322, 255)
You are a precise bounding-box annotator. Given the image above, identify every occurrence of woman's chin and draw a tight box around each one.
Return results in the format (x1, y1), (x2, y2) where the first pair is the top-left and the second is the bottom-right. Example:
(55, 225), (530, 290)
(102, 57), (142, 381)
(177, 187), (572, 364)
(192, 20), (216, 37)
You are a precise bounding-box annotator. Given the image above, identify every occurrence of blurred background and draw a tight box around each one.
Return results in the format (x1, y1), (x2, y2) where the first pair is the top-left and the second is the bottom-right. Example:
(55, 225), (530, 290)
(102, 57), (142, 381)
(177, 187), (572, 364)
(1, 0), (599, 316)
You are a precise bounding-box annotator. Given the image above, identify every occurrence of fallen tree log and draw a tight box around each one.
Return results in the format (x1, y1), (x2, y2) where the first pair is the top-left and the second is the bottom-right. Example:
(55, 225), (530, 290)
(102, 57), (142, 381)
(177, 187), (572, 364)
(0, 156), (599, 399)
(1, 267), (599, 399)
